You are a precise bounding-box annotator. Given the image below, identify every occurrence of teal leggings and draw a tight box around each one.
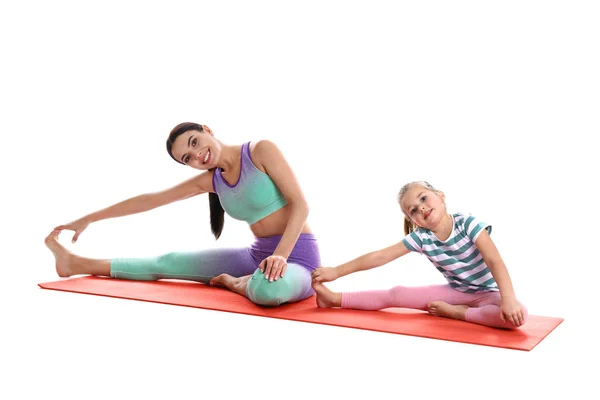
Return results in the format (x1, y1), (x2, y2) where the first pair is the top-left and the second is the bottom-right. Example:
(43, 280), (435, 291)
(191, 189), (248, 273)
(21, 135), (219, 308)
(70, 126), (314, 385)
(110, 247), (316, 307)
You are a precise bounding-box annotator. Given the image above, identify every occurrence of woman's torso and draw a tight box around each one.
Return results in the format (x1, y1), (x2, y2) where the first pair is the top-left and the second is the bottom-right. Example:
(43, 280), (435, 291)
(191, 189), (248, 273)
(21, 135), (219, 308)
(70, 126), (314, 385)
(212, 142), (312, 238)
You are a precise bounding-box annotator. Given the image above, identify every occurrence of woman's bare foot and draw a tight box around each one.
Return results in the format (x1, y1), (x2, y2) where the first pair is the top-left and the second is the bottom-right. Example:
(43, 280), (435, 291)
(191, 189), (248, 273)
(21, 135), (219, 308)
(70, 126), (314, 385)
(427, 301), (469, 321)
(210, 274), (251, 297)
(312, 282), (342, 308)
(45, 230), (76, 277)
(209, 274), (236, 288)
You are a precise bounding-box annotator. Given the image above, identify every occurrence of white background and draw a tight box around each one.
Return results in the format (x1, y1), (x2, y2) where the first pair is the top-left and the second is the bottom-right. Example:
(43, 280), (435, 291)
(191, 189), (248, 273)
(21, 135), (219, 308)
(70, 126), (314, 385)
(1, 1), (599, 399)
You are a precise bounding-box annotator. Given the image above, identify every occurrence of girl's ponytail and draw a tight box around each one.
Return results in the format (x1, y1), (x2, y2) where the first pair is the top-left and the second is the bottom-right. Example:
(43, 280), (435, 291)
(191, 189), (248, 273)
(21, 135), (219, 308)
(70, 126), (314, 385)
(404, 216), (414, 236)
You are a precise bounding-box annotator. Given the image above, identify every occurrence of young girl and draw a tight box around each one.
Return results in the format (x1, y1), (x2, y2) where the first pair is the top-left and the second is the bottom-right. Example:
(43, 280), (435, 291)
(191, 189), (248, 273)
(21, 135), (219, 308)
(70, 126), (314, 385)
(311, 181), (526, 329)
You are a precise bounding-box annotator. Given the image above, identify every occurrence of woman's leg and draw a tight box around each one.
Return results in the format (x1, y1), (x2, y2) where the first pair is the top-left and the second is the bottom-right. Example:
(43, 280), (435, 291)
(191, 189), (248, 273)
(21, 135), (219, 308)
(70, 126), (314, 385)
(46, 230), (112, 277)
(47, 230), (313, 307)
(245, 263), (314, 306)
(110, 248), (257, 283)
(208, 274), (252, 297)
(179, 263), (314, 307)
(45, 230), (257, 283)
(211, 233), (320, 306)
(211, 263), (314, 306)
(201, 262), (313, 307)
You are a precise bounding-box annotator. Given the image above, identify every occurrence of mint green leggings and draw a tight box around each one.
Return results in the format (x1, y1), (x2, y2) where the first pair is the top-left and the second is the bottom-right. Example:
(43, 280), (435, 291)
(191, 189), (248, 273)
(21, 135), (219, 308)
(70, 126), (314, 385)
(110, 234), (321, 307)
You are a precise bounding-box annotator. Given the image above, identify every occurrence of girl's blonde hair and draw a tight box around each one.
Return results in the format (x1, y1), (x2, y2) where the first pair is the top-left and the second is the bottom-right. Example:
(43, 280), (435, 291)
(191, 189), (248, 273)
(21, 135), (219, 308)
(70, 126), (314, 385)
(397, 181), (438, 235)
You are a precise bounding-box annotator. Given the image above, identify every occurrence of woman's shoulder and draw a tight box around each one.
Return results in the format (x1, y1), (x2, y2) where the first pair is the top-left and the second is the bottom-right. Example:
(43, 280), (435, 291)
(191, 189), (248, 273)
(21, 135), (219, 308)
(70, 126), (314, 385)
(248, 140), (284, 171)
(249, 139), (279, 154)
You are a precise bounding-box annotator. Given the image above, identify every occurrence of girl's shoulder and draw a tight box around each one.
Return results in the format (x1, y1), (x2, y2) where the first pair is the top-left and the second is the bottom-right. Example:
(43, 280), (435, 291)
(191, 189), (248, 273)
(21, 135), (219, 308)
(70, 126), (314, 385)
(452, 212), (479, 226)
(453, 212), (492, 238)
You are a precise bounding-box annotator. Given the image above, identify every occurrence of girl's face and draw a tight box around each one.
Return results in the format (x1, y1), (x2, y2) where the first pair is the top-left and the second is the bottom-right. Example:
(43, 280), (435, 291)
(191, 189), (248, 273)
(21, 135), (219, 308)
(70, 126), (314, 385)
(170, 126), (221, 170)
(401, 185), (447, 230)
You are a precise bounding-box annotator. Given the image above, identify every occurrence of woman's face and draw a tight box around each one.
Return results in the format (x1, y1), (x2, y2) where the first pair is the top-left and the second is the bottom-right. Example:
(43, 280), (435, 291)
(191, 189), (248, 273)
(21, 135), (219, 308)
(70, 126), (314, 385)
(170, 127), (221, 170)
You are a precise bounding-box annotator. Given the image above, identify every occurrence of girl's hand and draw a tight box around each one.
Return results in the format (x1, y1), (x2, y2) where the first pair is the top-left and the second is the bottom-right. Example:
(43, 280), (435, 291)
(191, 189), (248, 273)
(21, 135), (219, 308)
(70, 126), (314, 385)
(259, 255), (288, 282)
(501, 297), (525, 327)
(311, 267), (339, 283)
(54, 217), (91, 243)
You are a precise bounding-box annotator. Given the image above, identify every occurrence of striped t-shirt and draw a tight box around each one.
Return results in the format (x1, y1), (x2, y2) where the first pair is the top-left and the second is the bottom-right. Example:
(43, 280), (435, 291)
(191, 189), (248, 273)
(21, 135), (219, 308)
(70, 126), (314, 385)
(402, 212), (498, 293)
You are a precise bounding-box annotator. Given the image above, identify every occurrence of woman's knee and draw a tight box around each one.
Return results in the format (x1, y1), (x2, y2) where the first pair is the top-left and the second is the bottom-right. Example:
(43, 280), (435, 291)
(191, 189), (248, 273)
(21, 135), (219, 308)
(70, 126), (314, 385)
(246, 264), (313, 306)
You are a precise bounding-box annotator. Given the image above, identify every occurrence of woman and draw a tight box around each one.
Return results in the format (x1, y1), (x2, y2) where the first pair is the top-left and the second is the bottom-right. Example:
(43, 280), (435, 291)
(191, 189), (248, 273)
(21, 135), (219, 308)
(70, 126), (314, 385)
(45, 122), (320, 306)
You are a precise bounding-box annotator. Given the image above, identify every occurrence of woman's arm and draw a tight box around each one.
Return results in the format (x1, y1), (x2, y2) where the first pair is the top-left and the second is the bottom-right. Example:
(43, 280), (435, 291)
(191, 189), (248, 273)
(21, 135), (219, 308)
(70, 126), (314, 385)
(256, 140), (307, 258)
(252, 140), (309, 279)
(55, 171), (214, 242)
(86, 171), (214, 222)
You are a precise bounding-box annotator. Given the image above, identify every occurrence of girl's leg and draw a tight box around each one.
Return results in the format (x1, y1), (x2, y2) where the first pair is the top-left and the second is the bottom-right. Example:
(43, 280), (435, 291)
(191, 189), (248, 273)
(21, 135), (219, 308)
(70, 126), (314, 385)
(313, 280), (527, 329)
(339, 284), (469, 311)
(312, 282), (462, 309)
(465, 292), (529, 329)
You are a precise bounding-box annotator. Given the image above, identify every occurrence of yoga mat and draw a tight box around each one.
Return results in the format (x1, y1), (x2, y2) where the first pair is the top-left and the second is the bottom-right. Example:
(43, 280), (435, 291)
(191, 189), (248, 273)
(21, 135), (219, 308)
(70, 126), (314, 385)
(39, 276), (563, 351)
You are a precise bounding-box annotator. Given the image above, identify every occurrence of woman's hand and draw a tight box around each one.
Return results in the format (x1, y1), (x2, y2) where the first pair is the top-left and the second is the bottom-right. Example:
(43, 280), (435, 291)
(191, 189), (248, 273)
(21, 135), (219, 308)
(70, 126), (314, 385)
(501, 297), (525, 327)
(259, 255), (288, 282)
(54, 217), (92, 243)
(311, 267), (339, 283)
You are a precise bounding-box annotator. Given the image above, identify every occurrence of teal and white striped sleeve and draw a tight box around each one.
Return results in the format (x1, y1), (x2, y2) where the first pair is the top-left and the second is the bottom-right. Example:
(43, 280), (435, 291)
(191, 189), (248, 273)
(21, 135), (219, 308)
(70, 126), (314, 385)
(463, 214), (492, 243)
(402, 230), (423, 253)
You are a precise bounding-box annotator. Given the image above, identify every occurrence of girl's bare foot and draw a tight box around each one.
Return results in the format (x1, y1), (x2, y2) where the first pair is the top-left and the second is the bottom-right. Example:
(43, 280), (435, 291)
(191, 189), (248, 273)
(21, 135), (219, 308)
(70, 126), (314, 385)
(44, 230), (76, 277)
(312, 281), (342, 308)
(427, 301), (469, 321)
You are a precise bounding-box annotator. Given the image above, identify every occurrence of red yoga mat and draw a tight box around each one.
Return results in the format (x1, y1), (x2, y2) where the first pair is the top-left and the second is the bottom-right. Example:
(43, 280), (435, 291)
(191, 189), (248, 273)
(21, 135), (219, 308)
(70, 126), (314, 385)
(39, 276), (562, 351)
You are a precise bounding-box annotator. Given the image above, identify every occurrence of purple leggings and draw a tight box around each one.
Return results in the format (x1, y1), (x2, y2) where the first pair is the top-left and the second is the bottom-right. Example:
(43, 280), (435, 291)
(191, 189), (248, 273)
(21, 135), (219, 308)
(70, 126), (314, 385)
(110, 233), (321, 306)
(342, 284), (528, 329)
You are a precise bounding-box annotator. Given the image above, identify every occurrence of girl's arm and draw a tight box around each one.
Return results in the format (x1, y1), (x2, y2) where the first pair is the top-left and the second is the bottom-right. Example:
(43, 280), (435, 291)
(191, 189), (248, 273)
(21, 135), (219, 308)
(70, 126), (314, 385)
(313, 240), (411, 282)
(475, 230), (525, 326)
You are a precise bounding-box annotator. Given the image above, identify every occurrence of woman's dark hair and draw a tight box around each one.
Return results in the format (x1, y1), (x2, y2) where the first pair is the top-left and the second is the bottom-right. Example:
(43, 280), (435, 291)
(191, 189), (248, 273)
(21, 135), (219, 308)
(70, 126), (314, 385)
(166, 122), (225, 240)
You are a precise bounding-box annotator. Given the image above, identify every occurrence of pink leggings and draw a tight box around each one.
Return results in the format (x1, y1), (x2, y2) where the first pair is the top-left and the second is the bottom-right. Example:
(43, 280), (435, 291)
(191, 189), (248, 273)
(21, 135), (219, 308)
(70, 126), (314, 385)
(341, 284), (528, 329)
